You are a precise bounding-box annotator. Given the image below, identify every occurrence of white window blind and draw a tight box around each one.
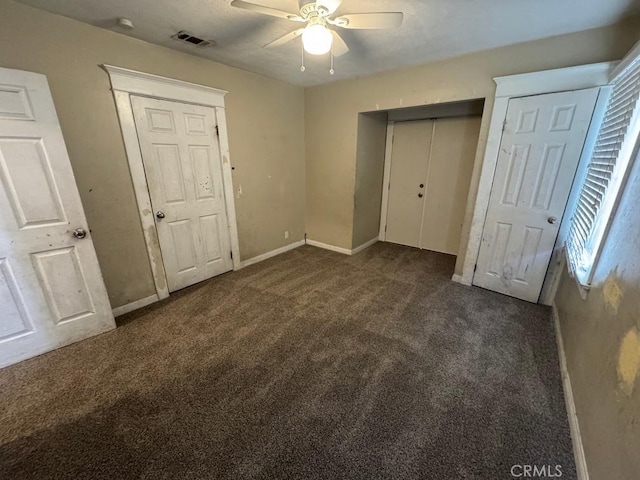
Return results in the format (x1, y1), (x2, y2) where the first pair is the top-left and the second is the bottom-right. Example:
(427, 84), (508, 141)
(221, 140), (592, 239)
(566, 55), (640, 286)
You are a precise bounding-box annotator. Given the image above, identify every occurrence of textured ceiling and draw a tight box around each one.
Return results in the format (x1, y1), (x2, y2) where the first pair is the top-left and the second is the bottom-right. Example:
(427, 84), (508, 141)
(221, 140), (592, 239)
(15, 0), (640, 86)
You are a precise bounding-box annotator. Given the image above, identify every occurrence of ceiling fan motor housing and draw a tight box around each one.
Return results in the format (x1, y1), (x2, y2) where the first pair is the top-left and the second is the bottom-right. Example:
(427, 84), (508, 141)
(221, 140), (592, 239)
(299, 1), (332, 19)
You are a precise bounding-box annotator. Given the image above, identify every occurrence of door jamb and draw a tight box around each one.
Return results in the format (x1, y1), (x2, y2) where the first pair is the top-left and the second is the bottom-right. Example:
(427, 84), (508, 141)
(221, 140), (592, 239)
(378, 120), (395, 240)
(103, 65), (241, 300)
(458, 62), (616, 302)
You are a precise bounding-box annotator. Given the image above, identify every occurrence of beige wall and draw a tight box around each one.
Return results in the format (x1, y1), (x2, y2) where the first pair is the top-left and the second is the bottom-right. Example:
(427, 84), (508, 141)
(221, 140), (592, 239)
(555, 144), (640, 479)
(352, 112), (387, 248)
(0, 0), (305, 308)
(305, 18), (640, 275)
(1, 1), (639, 474)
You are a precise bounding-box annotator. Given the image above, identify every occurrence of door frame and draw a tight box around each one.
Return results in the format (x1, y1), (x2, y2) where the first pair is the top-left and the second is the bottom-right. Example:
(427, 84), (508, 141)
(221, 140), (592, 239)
(458, 61), (616, 304)
(378, 120), (395, 240)
(103, 65), (241, 301)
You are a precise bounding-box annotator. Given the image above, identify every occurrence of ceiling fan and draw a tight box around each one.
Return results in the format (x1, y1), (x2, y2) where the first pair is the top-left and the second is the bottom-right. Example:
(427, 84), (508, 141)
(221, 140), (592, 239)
(230, 0), (403, 59)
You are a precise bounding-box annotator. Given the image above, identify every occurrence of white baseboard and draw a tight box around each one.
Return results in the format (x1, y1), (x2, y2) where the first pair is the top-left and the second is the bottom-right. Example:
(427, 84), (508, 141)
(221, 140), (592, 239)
(351, 237), (378, 255)
(306, 238), (378, 256)
(552, 303), (589, 480)
(112, 294), (159, 317)
(305, 239), (352, 255)
(239, 240), (305, 268)
(114, 242), (305, 317)
(451, 274), (474, 286)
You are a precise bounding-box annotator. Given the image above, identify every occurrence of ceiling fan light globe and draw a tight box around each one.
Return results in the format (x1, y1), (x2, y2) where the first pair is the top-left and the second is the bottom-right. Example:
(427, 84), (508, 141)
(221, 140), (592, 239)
(302, 24), (333, 55)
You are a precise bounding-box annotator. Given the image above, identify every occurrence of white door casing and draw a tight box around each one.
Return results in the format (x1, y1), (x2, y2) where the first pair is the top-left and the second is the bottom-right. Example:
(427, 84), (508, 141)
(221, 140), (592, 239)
(104, 65), (240, 302)
(131, 96), (233, 292)
(459, 62), (616, 299)
(0, 67), (115, 368)
(473, 88), (599, 302)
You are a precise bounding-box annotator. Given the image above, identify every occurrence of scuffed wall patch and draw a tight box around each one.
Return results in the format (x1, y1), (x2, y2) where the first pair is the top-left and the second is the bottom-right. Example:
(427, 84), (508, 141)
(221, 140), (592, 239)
(618, 326), (640, 396)
(602, 270), (623, 314)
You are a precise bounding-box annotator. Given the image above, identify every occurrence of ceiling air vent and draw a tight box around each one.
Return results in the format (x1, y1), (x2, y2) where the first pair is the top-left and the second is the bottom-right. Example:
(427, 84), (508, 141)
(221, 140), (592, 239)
(171, 31), (214, 47)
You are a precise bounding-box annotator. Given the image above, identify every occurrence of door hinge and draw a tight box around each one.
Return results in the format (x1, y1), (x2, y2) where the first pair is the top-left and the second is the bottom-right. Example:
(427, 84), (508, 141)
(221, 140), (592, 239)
(502, 119), (507, 133)
(474, 264), (477, 273)
(230, 251), (233, 259)
(215, 125), (219, 136)
(385, 225), (387, 232)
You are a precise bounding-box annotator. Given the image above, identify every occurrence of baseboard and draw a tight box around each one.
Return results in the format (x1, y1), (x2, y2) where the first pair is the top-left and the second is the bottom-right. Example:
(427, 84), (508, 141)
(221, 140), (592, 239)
(305, 239), (352, 255)
(451, 273), (473, 286)
(552, 303), (590, 480)
(112, 294), (159, 317)
(305, 238), (378, 256)
(351, 237), (378, 255)
(239, 240), (305, 268)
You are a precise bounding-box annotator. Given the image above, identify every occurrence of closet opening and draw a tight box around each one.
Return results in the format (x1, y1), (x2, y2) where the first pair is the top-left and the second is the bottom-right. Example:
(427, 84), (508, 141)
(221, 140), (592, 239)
(352, 98), (485, 260)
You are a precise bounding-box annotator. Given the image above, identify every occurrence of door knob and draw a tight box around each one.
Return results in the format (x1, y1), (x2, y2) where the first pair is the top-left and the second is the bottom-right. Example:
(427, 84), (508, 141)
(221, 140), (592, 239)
(156, 211), (165, 219)
(418, 193), (424, 198)
(73, 228), (87, 239)
(547, 216), (558, 225)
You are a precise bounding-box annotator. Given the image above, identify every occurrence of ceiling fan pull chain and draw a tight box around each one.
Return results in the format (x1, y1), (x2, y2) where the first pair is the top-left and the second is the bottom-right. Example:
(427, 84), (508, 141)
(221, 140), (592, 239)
(300, 42), (306, 72)
(329, 43), (335, 75)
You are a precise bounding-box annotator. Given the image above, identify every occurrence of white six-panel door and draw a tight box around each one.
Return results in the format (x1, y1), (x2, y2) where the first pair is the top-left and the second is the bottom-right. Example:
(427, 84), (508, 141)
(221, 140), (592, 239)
(473, 88), (599, 302)
(0, 68), (115, 368)
(131, 96), (233, 292)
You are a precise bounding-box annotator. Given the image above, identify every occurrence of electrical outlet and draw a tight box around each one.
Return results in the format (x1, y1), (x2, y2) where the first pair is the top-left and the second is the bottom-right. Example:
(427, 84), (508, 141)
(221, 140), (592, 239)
(284, 231), (289, 239)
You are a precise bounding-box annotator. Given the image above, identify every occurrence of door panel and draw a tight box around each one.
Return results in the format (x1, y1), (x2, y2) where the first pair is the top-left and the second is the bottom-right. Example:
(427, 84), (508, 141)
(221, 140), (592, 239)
(132, 96), (233, 292)
(0, 67), (115, 368)
(0, 138), (67, 228)
(473, 88), (599, 302)
(31, 247), (95, 324)
(0, 258), (33, 341)
(385, 119), (433, 247)
(200, 214), (223, 263)
(420, 116), (481, 254)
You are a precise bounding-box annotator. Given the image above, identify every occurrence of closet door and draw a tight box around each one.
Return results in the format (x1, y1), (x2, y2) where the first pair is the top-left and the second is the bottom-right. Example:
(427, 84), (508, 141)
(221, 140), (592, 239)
(419, 116), (482, 254)
(385, 119), (433, 247)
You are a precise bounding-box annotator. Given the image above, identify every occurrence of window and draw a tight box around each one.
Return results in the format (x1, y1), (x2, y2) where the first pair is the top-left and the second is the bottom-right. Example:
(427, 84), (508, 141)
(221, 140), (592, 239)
(566, 44), (640, 287)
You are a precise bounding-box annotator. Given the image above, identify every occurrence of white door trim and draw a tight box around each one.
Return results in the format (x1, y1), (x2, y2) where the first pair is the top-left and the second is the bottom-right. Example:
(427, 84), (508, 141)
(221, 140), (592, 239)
(378, 120), (395, 240)
(103, 65), (241, 300)
(458, 62), (617, 298)
(112, 294), (159, 317)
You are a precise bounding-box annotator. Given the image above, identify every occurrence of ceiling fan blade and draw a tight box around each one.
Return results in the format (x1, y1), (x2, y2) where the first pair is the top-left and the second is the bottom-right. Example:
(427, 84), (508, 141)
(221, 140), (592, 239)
(230, 0), (304, 22)
(316, 0), (342, 15)
(331, 31), (349, 57)
(264, 28), (304, 48)
(331, 12), (403, 29)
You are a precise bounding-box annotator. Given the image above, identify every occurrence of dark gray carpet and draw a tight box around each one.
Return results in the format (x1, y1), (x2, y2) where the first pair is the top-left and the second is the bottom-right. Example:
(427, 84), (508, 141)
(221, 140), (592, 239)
(0, 243), (575, 479)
